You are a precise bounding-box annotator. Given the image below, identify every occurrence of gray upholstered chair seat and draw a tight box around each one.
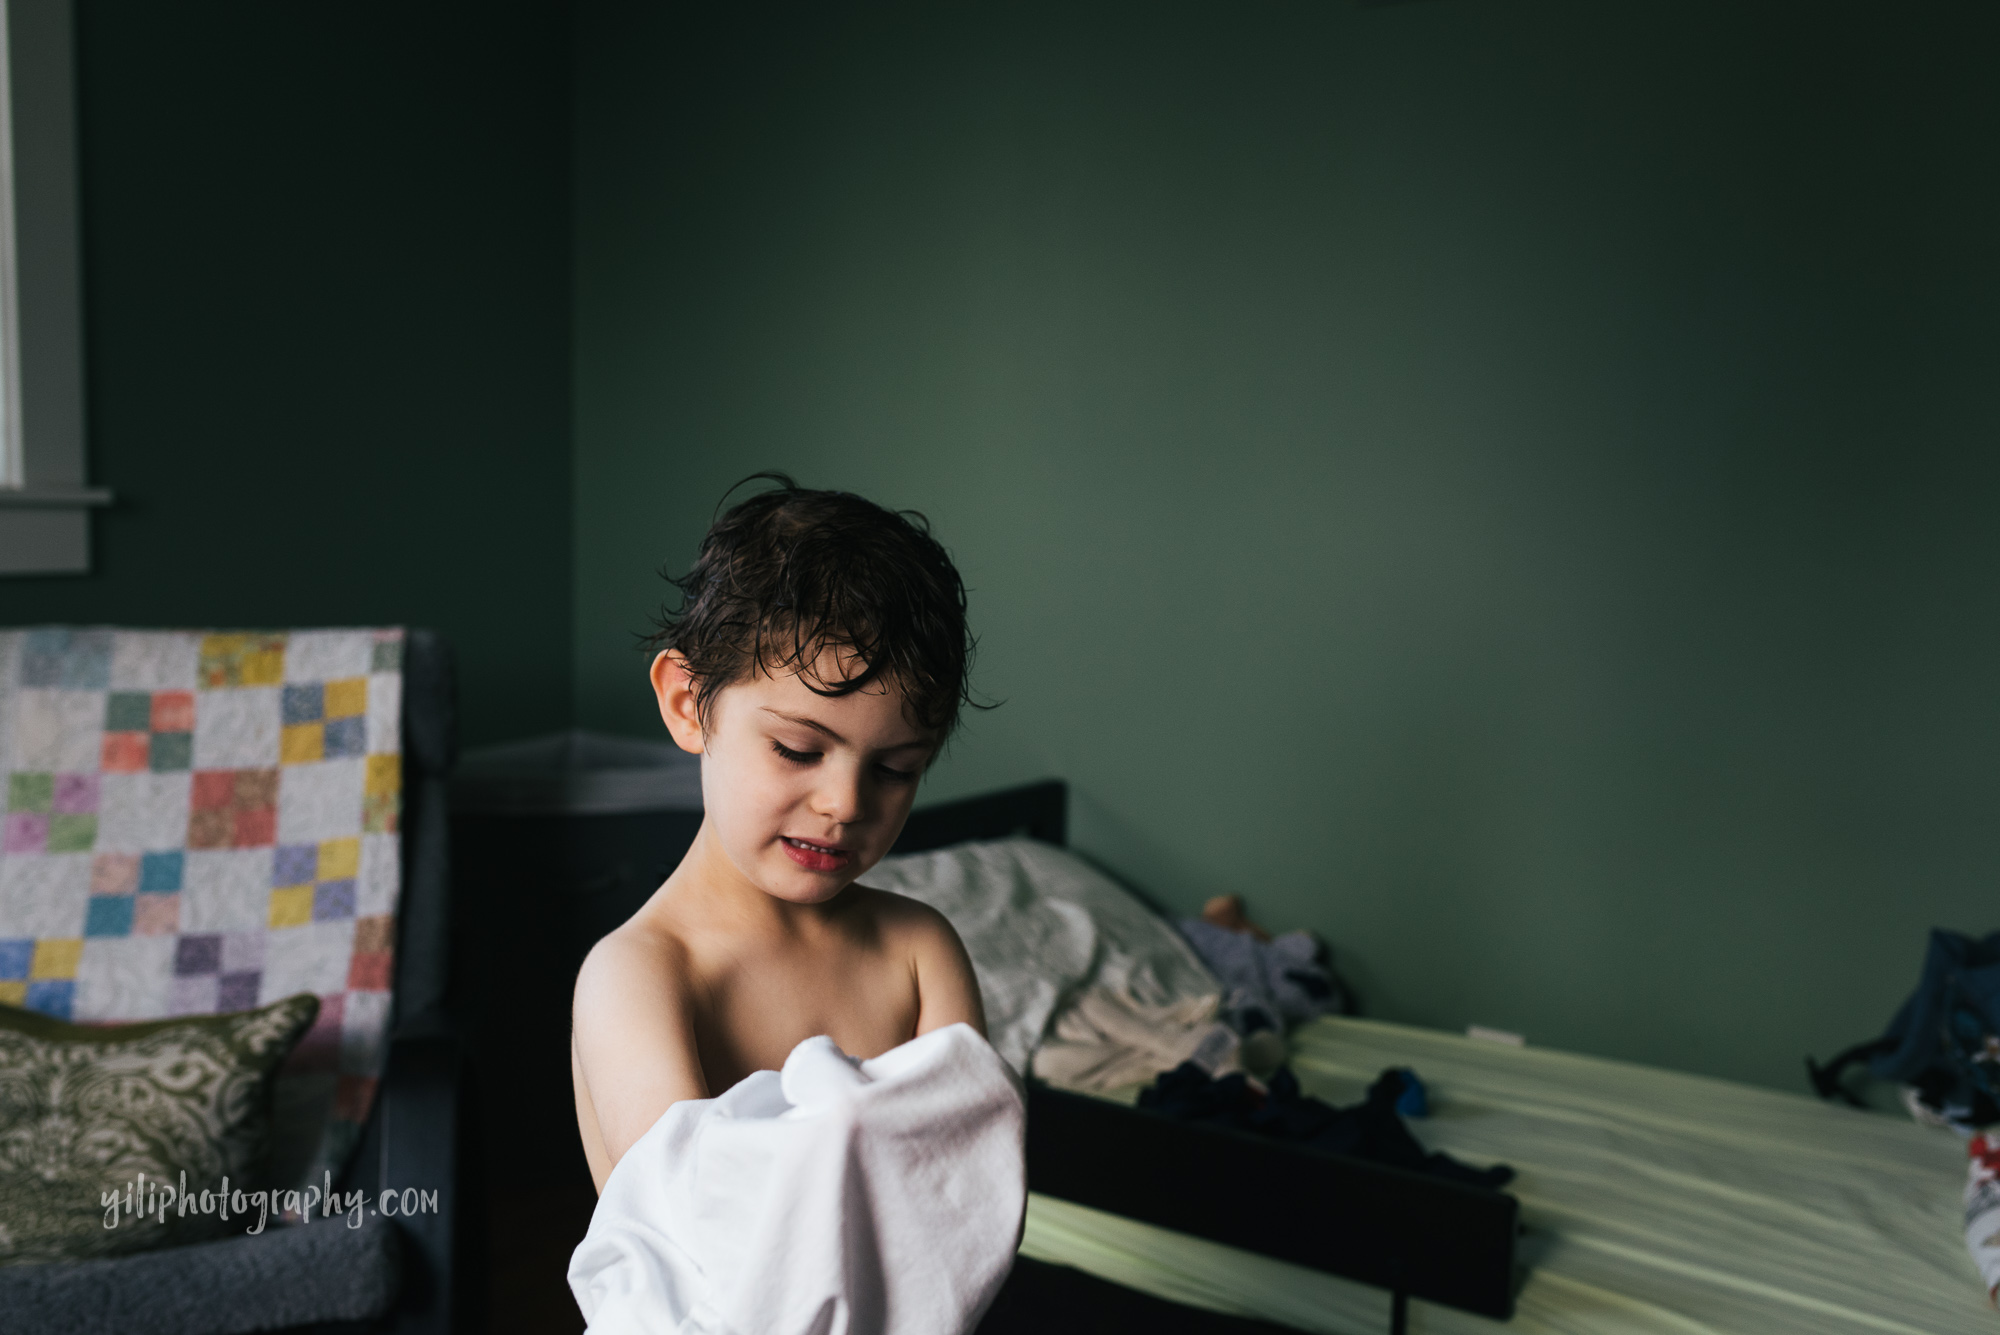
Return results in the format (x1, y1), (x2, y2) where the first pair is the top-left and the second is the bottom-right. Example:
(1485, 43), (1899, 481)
(0, 1211), (402, 1335)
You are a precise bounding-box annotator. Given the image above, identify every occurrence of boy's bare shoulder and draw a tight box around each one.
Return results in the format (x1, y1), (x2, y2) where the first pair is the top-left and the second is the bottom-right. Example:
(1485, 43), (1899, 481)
(574, 913), (698, 1013)
(844, 883), (956, 935)
(843, 886), (974, 975)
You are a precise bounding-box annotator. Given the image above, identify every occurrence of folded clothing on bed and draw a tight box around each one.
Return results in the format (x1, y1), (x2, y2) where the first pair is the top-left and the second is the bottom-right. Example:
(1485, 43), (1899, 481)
(1030, 986), (1242, 1093)
(568, 1023), (1025, 1335)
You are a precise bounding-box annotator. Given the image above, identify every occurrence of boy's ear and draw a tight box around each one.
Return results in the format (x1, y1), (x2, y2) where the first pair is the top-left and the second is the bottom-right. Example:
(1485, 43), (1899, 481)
(651, 651), (706, 755)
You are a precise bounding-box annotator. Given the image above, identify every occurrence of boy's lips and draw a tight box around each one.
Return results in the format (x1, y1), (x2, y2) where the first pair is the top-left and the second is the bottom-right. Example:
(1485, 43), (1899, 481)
(780, 836), (851, 873)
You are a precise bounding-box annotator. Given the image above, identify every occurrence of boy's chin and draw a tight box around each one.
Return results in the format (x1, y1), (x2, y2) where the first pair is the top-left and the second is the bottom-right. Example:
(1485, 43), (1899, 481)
(759, 872), (855, 906)
(758, 849), (869, 904)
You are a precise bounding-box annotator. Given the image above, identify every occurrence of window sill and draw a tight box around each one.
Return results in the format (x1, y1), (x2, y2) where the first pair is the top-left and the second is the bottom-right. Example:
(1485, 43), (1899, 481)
(0, 487), (109, 573)
(0, 484), (110, 507)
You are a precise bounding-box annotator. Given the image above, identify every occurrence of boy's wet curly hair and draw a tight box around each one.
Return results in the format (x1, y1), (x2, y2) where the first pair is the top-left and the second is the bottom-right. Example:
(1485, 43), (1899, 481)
(643, 474), (982, 740)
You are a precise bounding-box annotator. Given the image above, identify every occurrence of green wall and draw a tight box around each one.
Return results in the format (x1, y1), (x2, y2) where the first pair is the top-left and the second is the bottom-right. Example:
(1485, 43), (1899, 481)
(572, 0), (2000, 1091)
(3, 1), (573, 747)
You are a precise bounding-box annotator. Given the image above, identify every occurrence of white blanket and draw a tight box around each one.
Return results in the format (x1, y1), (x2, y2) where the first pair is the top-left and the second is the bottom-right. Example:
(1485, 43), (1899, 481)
(568, 1024), (1025, 1335)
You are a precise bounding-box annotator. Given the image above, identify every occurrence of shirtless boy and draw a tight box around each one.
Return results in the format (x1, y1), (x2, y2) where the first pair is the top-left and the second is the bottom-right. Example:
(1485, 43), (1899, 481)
(571, 478), (988, 1191)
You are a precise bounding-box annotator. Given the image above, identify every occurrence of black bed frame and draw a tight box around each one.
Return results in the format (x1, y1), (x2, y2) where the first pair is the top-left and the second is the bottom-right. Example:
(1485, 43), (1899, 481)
(895, 780), (1520, 1335)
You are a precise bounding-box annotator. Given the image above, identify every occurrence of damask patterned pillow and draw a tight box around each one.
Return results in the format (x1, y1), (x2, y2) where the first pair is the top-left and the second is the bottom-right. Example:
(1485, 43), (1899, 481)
(0, 992), (317, 1265)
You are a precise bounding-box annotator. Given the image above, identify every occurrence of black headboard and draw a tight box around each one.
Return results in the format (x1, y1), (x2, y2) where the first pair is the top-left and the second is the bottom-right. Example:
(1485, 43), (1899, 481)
(891, 779), (1066, 854)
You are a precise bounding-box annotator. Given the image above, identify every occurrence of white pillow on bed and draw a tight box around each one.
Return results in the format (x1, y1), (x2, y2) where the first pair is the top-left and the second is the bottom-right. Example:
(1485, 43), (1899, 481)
(859, 836), (1220, 1072)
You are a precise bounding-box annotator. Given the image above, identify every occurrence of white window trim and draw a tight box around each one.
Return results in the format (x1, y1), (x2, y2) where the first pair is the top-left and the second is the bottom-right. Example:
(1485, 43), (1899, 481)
(0, 0), (107, 576)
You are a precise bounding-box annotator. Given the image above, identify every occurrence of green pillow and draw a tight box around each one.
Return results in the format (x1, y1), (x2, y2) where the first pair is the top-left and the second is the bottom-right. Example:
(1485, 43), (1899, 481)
(0, 993), (318, 1266)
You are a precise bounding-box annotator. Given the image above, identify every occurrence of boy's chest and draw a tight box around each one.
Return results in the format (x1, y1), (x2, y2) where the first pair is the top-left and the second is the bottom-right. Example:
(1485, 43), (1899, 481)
(689, 939), (921, 1090)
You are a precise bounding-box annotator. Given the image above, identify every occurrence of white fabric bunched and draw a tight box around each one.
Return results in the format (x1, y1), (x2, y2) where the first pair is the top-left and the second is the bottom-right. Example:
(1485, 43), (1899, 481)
(568, 1023), (1026, 1335)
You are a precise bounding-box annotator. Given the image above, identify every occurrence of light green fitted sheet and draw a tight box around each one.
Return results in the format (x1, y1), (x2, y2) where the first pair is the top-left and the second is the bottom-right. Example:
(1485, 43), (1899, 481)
(1020, 1016), (1988, 1334)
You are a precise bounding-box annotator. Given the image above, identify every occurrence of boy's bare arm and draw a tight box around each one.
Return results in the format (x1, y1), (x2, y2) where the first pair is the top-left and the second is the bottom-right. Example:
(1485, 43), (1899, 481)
(908, 903), (987, 1038)
(572, 927), (709, 1179)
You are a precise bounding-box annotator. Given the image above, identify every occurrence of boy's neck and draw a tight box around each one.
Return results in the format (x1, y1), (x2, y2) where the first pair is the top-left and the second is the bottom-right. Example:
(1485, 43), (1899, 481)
(661, 818), (848, 935)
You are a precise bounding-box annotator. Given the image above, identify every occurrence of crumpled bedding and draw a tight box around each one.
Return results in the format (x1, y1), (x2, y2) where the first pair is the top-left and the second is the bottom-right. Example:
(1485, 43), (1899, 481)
(859, 838), (1221, 1076)
(568, 1024), (1024, 1335)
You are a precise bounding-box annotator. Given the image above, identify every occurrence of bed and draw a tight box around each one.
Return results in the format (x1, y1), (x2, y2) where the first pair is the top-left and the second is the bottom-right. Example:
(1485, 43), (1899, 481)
(892, 781), (1990, 1335)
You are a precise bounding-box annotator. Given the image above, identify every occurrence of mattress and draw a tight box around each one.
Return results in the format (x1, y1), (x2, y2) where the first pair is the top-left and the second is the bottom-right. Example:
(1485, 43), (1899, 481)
(1019, 1016), (1987, 1334)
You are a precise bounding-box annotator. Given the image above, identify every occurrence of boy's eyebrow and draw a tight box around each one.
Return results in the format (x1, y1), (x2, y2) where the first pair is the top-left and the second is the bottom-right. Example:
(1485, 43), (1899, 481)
(760, 708), (931, 752)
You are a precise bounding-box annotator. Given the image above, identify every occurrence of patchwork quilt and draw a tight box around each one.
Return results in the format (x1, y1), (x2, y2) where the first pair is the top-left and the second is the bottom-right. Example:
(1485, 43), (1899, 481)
(0, 627), (405, 1189)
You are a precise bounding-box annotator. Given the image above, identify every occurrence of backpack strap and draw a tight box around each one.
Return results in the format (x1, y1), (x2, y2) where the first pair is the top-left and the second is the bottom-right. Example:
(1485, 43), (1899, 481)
(1806, 1038), (1896, 1107)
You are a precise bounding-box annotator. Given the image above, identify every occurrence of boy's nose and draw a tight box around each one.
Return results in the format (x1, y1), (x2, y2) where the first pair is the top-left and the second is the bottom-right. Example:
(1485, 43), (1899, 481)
(812, 770), (866, 825)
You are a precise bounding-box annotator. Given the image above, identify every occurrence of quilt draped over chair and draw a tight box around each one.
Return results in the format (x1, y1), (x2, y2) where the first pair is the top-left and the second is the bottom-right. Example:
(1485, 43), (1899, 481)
(0, 627), (408, 1189)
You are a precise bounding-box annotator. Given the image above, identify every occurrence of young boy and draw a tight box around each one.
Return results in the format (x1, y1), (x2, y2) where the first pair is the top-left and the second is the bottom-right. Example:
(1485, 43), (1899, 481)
(571, 478), (989, 1193)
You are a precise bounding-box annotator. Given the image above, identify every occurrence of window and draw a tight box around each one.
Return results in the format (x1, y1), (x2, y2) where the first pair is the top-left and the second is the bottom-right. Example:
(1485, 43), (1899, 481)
(0, 0), (106, 575)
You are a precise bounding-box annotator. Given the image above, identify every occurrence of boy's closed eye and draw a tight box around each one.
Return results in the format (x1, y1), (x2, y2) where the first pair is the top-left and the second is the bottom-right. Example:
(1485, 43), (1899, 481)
(768, 736), (923, 785)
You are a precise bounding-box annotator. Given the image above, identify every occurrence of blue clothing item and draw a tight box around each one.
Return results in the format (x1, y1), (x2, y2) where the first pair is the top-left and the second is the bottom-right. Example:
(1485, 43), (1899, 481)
(1392, 1067), (1429, 1119)
(1871, 929), (2000, 1087)
(1175, 919), (1346, 1037)
(1809, 928), (2000, 1127)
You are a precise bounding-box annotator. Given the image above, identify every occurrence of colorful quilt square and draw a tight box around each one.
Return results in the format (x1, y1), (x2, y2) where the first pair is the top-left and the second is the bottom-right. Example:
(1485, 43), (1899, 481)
(198, 633), (287, 689)
(217, 970), (262, 1010)
(4, 813), (47, 854)
(313, 880), (356, 922)
(173, 934), (221, 976)
(274, 844), (318, 886)
(268, 887), (314, 928)
(47, 813), (97, 854)
(149, 733), (192, 773)
(280, 723), (325, 765)
(25, 978), (75, 1019)
(323, 678), (366, 720)
(8, 772), (52, 813)
(188, 769), (278, 849)
(317, 838), (360, 882)
(0, 981), (22, 1006)
(151, 691), (196, 733)
(323, 716), (366, 759)
(21, 629), (112, 690)
(190, 770), (238, 810)
(233, 807), (275, 848)
(53, 774), (98, 814)
(105, 691), (153, 732)
(282, 683), (324, 726)
(140, 850), (184, 892)
(362, 755), (401, 835)
(133, 893), (179, 935)
(0, 939), (31, 979)
(353, 916), (394, 954)
(92, 853), (139, 893)
(347, 950), (392, 991)
(102, 732), (149, 773)
(85, 895), (134, 937)
(30, 938), (82, 979)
